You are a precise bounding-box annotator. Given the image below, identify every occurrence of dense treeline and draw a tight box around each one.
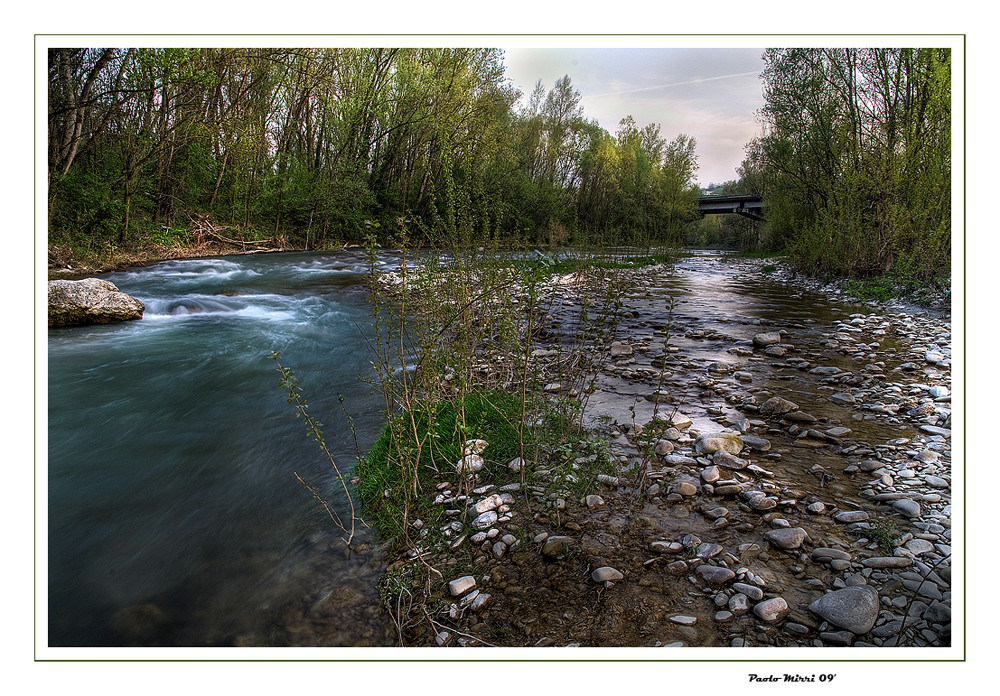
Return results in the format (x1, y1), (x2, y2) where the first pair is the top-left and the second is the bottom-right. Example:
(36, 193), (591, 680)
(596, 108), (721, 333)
(740, 47), (951, 282)
(48, 47), (701, 257)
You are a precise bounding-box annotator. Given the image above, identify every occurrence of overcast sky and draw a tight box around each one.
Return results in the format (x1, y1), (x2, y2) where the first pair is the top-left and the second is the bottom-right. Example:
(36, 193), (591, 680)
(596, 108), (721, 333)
(500, 47), (767, 188)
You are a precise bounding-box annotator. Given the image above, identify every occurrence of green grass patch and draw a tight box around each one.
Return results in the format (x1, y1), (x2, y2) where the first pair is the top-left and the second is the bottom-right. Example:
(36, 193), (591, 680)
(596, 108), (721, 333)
(355, 390), (528, 541)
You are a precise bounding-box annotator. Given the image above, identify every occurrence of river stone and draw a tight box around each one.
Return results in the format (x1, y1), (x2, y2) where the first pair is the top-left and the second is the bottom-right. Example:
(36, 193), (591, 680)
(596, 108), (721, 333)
(592, 566), (624, 583)
(753, 331), (782, 347)
(673, 481), (699, 497)
(834, 510), (870, 523)
(728, 593), (751, 615)
(732, 582), (764, 601)
(650, 540), (684, 554)
(741, 435), (772, 452)
(695, 432), (744, 456)
(540, 535), (576, 557)
(471, 510), (497, 529)
(695, 564), (736, 585)
(455, 454), (484, 474)
(905, 538), (936, 555)
(48, 278), (145, 327)
(449, 576), (477, 596)
(748, 495), (777, 511)
(829, 392), (857, 405)
(764, 527), (807, 550)
(653, 439), (675, 455)
(810, 366), (842, 376)
(892, 498), (922, 518)
(712, 450), (748, 470)
(472, 494), (503, 514)
(924, 475), (948, 488)
(812, 547), (851, 562)
(753, 597), (790, 623)
(862, 556), (912, 569)
(701, 465), (721, 483)
(808, 585), (879, 634)
(760, 396), (799, 416)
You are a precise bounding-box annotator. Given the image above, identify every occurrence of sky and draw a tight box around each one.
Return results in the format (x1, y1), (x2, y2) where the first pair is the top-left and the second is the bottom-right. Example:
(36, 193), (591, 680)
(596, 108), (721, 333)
(500, 47), (767, 188)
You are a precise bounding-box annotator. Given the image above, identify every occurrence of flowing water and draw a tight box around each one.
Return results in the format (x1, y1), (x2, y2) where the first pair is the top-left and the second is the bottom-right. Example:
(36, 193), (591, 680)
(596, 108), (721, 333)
(47, 251), (404, 646)
(47, 249), (921, 647)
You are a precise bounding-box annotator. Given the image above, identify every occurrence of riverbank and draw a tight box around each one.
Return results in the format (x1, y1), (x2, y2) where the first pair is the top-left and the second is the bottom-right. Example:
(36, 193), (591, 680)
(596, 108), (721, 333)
(355, 253), (953, 648)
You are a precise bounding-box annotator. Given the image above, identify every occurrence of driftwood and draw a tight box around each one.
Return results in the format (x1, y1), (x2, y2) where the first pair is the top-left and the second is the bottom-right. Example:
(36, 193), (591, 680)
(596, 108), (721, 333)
(187, 214), (287, 252)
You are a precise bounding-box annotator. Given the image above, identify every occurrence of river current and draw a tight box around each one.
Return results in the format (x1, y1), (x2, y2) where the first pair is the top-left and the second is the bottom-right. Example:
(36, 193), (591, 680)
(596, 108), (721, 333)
(47, 251), (404, 646)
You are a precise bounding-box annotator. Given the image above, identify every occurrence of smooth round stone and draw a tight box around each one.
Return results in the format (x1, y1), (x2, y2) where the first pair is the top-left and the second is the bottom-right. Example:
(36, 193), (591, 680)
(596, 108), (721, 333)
(586, 494), (606, 508)
(764, 527), (807, 550)
(670, 615), (698, 625)
(673, 481), (699, 497)
(732, 582), (764, 601)
(703, 506), (729, 520)
(666, 560), (688, 574)
(714, 610), (734, 622)
(834, 510), (870, 523)
(695, 564), (736, 585)
(812, 547), (852, 562)
(923, 475), (948, 488)
(753, 597), (790, 623)
(653, 439), (675, 455)
(807, 501), (827, 514)
(892, 499), (922, 518)
(808, 585), (879, 634)
(701, 465), (721, 483)
(592, 566), (624, 583)
(713, 450), (748, 470)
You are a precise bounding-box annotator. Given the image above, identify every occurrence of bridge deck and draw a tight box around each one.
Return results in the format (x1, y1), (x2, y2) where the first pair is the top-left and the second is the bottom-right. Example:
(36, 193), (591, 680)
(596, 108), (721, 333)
(698, 194), (764, 222)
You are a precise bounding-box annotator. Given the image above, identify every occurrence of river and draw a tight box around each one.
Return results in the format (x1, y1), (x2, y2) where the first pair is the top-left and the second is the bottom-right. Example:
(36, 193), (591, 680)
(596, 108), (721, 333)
(46, 249), (951, 648)
(47, 251), (402, 646)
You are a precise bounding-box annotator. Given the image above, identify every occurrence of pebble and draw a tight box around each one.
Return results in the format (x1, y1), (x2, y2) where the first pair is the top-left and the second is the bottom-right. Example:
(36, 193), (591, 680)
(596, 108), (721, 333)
(753, 597), (790, 623)
(448, 576), (476, 597)
(764, 527), (807, 550)
(592, 566), (624, 583)
(695, 565), (736, 585)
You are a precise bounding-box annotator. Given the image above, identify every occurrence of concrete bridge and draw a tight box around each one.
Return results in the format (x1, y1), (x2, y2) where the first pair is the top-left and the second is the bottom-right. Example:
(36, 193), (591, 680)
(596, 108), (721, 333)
(698, 193), (764, 222)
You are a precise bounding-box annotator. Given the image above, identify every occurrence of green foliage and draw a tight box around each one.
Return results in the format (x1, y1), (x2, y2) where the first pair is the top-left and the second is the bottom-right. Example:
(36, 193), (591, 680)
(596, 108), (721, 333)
(49, 48), (700, 255)
(741, 47), (951, 283)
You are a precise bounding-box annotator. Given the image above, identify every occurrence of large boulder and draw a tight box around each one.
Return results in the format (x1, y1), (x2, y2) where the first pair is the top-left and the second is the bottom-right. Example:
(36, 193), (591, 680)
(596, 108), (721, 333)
(49, 278), (144, 327)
